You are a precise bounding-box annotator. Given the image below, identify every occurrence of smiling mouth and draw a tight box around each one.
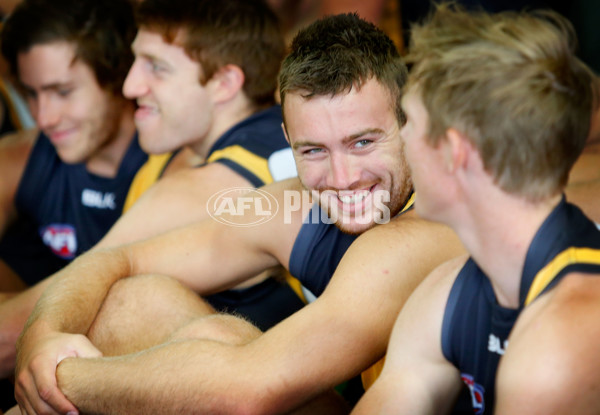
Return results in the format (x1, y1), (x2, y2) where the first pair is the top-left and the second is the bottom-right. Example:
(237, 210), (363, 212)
(337, 189), (371, 204)
(134, 104), (159, 120)
(49, 128), (76, 142)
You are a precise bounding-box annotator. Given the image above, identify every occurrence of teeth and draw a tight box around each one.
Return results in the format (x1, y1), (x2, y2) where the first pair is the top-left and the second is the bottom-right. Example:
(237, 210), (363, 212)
(338, 191), (369, 204)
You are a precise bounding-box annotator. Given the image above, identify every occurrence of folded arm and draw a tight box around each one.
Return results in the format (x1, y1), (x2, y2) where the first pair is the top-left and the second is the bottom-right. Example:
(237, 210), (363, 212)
(55, 213), (465, 414)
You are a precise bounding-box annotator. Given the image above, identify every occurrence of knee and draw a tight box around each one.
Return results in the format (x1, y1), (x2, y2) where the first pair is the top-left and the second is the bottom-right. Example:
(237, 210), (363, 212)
(99, 274), (214, 319)
(170, 313), (262, 346)
(88, 274), (214, 355)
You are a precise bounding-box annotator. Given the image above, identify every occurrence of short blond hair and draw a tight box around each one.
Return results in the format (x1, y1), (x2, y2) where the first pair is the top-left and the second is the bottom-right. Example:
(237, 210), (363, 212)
(406, 3), (597, 201)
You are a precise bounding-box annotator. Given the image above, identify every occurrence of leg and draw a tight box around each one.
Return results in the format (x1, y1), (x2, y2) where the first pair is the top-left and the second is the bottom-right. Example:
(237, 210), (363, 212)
(87, 274), (214, 356)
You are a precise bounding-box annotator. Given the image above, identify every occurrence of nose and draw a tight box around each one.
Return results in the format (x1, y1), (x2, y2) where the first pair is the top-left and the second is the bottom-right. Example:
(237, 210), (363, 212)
(33, 94), (60, 130)
(122, 59), (148, 99)
(328, 153), (361, 190)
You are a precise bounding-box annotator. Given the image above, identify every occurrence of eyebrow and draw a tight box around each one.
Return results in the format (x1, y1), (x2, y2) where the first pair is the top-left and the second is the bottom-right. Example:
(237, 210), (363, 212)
(292, 128), (384, 150)
(21, 81), (74, 93)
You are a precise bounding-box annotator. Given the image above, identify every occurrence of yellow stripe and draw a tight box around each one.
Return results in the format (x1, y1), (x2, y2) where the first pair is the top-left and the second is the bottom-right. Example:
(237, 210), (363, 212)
(206, 145), (272, 185)
(525, 247), (600, 306)
(123, 153), (173, 213)
(401, 192), (415, 213)
(361, 357), (386, 390)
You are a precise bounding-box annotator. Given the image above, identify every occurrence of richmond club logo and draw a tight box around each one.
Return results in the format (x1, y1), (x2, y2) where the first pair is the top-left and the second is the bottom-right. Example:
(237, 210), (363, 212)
(462, 373), (485, 414)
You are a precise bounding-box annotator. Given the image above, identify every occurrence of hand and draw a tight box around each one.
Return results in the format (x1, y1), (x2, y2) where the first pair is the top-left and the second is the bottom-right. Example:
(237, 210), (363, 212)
(14, 328), (102, 415)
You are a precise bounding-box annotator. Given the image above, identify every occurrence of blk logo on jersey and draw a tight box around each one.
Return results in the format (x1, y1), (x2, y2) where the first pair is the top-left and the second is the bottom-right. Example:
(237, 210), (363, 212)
(488, 334), (508, 356)
(81, 189), (116, 209)
(40, 224), (77, 259)
(462, 374), (485, 415)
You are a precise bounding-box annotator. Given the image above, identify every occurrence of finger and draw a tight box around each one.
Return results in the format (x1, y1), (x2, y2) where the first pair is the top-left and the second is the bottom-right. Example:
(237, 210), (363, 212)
(16, 373), (63, 415)
(14, 375), (36, 415)
(30, 360), (78, 415)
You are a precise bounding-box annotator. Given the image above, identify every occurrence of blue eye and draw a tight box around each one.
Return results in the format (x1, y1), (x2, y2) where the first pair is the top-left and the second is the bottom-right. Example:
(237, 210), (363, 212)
(355, 139), (372, 148)
(303, 147), (323, 155)
(57, 89), (72, 97)
(150, 61), (167, 74)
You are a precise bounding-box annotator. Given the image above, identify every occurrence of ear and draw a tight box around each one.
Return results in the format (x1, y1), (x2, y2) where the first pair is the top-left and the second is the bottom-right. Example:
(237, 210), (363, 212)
(211, 64), (245, 103)
(444, 128), (471, 173)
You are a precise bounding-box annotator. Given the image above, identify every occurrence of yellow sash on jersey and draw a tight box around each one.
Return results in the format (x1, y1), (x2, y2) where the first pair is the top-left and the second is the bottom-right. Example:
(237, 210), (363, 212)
(207, 145), (272, 185)
(123, 153), (173, 213)
(524, 247), (600, 306)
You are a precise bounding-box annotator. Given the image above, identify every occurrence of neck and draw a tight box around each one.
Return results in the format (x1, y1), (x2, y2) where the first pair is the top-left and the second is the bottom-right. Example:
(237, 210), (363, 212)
(85, 100), (137, 177)
(189, 95), (262, 158)
(452, 188), (562, 308)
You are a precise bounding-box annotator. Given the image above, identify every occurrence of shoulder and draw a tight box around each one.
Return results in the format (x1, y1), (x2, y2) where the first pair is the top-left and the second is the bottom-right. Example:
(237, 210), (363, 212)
(0, 129), (39, 219)
(0, 128), (38, 180)
(0, 128), (38, 154)
(496, 272), (600, 414)
(357, 210), (466, 264)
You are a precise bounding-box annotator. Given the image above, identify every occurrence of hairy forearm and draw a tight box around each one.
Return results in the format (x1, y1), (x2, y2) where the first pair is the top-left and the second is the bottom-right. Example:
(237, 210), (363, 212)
(57, 339), (270, 415)
(25, 248), (132, 335)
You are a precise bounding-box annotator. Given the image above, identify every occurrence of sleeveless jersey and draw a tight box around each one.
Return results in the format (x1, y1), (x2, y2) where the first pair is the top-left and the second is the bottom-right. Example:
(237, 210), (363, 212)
(441, 198), (600, 414)
(289, 193), (416, 297)
(123, 105), (296, 213)
(0, 132), (147, 285)
(121, 105), (300, 331)
(204, 105), (296, 185)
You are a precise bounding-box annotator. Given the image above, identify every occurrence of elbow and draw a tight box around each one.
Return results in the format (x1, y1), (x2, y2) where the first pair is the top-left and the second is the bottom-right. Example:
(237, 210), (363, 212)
(215, 384), (287, 415)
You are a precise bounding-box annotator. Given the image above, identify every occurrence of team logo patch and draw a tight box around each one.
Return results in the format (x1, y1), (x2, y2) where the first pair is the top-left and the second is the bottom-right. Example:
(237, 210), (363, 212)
(461, 373), (485, 414)
(40, 224), (77, 259)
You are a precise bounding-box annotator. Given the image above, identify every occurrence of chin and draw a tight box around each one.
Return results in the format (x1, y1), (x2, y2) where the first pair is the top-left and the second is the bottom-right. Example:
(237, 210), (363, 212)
(56, 149), (86, 165)
(334, 217), (379, 235)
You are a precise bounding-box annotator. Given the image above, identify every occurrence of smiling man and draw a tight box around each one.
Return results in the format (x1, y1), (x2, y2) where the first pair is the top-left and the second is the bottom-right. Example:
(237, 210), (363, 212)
(13, 13), (464, 415)
(0, 0), (147, 383)
(0, 0), (305, 392)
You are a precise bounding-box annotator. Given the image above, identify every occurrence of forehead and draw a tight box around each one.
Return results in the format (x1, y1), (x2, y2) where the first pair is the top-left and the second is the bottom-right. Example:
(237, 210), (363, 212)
(283, 79), (397, 143)
(132, 28), (197, 66)
(17, 41), (93, 87)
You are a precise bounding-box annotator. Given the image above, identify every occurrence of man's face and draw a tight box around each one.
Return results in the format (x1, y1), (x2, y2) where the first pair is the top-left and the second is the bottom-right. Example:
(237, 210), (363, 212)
(400, 88), (449, 222)
(18, 41), (124, 164)
(123, 29), (215, 155)
(284, 78), (412, 234)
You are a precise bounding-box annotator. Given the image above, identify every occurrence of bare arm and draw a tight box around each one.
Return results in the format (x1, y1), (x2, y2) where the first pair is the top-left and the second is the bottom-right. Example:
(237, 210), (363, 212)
(1, 151), (269, 377)
(23, 178), (303, 334)
(352, 257), (467, 415)
(53, 213), (466, 414)
(0, 129), (36, 376)
(496, 272), (600, 415)
(0, 277), (52, 378)
(0, 129), (36, 238)
(95, 162), (256, 249)
(14, 179), (305, 413)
